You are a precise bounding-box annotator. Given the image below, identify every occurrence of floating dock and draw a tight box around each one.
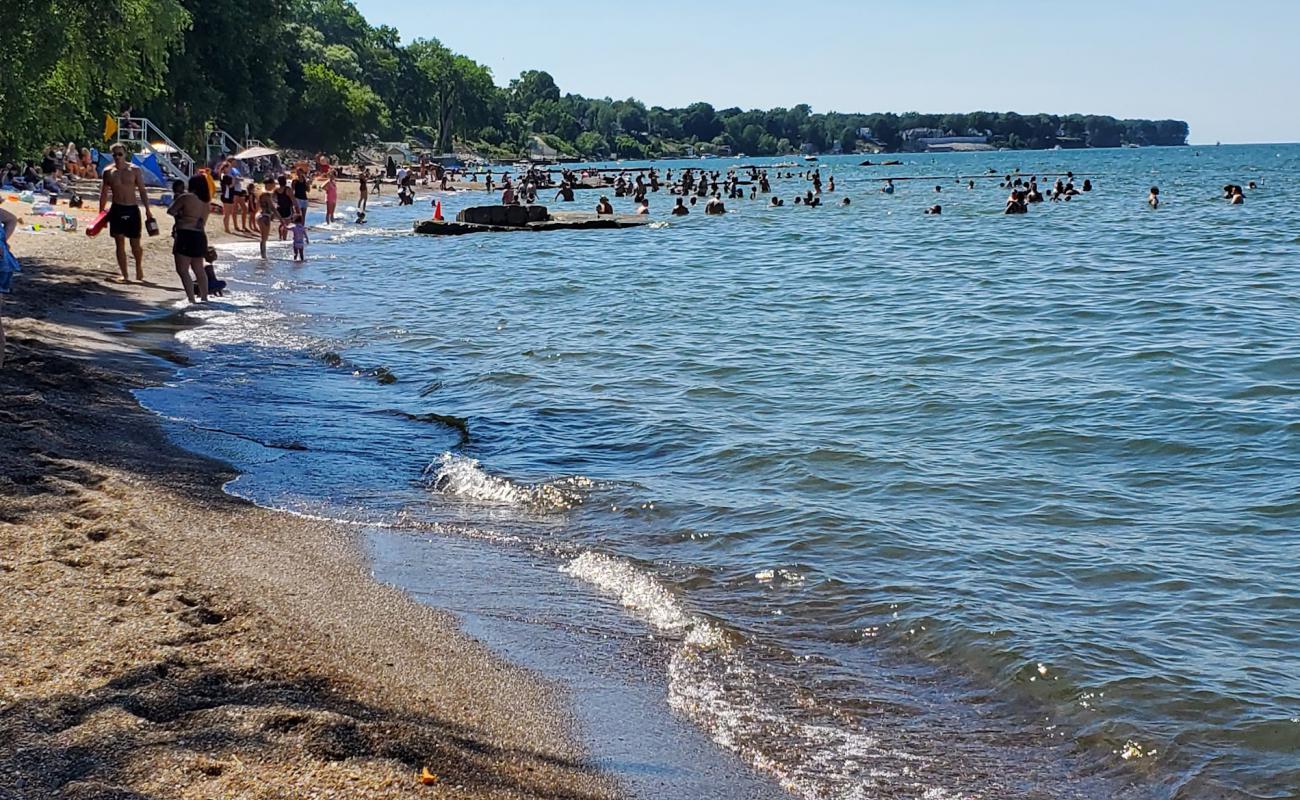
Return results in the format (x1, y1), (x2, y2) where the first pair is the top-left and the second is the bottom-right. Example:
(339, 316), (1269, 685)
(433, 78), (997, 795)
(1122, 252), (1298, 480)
(414, 205), (650, 236)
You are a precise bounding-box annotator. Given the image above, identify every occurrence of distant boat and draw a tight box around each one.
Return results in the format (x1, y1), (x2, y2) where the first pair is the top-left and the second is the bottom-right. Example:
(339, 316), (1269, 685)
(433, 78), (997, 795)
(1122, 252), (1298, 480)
(1124, 143), (1140, 148)
(803, 155), (818, 161)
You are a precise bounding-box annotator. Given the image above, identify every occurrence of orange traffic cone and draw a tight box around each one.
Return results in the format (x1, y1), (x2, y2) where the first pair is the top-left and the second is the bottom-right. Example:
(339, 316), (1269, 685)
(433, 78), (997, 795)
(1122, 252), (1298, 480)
(433, 200), (443, 221)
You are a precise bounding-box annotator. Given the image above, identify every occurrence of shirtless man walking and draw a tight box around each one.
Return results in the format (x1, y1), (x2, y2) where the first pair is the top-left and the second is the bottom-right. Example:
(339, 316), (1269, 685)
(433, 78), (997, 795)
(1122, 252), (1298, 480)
(98, 143), (155, 282)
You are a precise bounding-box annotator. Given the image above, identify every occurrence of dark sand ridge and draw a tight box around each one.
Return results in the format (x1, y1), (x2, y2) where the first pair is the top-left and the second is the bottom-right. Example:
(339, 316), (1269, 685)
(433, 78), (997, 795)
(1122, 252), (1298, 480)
(0, 219), (622, 799)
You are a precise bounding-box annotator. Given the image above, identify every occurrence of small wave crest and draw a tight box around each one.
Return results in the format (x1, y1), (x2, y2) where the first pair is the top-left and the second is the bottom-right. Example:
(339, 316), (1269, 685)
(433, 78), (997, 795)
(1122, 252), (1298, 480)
(560, 551), (962, 800)
(424, 453), (590, 512)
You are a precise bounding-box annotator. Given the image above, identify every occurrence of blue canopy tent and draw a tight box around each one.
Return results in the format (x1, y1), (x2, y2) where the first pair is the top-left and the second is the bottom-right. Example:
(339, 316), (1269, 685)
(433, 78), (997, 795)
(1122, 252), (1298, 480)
(95, 152), (167, 186)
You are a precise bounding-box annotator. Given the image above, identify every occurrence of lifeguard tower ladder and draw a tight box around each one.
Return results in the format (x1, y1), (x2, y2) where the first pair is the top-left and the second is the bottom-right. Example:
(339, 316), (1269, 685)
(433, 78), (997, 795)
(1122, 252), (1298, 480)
(114, 115), (195, 180)
(205, 128), (243, 165)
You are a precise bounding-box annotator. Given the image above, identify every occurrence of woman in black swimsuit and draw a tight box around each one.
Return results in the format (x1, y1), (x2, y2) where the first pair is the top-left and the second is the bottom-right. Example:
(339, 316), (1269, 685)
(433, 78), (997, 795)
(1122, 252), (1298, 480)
(219, 163), (237, 234)
(168, 175), (211, 303)
(275, 177), (294, 241)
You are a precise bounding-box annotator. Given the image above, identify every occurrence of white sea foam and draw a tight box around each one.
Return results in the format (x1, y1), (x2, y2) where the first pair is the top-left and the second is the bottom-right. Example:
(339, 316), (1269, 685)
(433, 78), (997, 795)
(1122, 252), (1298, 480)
(425, 453), (590, 512)
(560, 549), (963, 800)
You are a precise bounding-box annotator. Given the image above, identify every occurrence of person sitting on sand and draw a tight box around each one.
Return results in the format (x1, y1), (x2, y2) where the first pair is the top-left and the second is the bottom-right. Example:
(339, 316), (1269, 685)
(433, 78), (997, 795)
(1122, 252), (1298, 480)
(596, 196), (614, 215)
(1148, 186), (1160, 209)
(98, 143), (156, 283)
(671, 198), (689, 216)
(203, 246), (226, 297)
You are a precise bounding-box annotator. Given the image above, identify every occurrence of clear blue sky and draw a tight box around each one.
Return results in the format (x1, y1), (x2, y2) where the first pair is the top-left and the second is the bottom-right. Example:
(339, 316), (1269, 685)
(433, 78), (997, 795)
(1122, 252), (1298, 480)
(353, 0), (1297, 144)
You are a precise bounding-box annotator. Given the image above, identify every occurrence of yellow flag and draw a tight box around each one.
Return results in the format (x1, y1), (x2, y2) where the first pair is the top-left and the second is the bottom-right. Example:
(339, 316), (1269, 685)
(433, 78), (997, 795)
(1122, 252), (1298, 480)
(103, 114), (118, 142)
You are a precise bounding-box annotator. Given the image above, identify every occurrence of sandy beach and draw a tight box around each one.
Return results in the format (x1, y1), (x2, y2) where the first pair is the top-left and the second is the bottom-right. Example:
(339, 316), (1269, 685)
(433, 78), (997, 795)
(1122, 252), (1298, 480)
(0, 198), (621, 799)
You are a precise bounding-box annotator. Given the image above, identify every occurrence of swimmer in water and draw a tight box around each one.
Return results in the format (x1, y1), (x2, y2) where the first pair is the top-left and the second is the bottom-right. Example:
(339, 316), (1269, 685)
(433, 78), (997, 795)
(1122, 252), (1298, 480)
(671, 197), (689, 216)
(1004, 190), (1028, 215)
(704, 196), (726, 215)
(926, 204), (941, 215)
(881, 179), (895, 195)
(1229, 185), (1245, 205)
(1148, 186), (1160, 209)
(840, 197), (850, 206)
(636, 198), (650, 215)
(596, 195), (613, 215)
(934, 185), (942, 193)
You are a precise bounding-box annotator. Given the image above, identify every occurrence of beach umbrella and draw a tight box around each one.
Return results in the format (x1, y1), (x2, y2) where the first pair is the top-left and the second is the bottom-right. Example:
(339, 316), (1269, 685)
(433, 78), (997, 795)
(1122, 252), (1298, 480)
(234, 145), (278, 160)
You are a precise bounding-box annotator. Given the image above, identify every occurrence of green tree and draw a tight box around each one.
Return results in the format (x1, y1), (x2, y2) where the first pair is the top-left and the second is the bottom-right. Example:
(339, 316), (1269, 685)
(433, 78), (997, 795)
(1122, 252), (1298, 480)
(574, 131), (609, 157)
(298, 62), (388, 151)
(1, 0), (188, 157)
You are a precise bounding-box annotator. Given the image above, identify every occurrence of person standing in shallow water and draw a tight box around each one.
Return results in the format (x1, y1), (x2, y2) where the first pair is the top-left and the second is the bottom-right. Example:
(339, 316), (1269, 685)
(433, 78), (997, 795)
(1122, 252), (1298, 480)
(257, 178), (277, 258)
(1148, 186), (1160, 209)
(291, 214), (309, 262)
(324, 173), (338, 224)
(358, 171), (369, 213)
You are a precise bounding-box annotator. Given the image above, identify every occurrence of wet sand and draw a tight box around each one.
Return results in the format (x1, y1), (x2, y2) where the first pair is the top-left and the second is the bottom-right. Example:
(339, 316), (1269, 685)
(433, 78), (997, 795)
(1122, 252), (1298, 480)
(0, 208), (622, 799)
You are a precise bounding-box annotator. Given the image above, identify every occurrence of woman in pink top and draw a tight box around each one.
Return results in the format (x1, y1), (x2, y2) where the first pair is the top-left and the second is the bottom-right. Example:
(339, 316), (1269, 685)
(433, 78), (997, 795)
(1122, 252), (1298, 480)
(324, 174), (338, 224)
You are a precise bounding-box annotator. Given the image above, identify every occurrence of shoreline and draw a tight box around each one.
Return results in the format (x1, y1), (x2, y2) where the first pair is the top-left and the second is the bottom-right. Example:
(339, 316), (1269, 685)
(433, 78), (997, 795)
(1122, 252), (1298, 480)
(0, 219), (622, 798)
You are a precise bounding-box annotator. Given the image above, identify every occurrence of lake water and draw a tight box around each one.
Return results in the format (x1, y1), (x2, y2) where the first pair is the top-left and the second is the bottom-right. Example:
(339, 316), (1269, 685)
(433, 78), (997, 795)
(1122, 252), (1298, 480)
(138, 145), (1299, 799)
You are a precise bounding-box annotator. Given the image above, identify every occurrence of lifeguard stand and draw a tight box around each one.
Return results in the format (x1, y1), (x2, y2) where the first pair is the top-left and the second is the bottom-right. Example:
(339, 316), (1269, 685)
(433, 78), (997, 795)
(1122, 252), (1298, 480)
(114, 115), (195, 180)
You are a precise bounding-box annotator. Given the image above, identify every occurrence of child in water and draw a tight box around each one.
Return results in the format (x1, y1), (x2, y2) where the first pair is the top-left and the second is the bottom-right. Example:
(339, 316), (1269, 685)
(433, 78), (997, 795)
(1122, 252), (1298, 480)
(291, 214), (308, 262)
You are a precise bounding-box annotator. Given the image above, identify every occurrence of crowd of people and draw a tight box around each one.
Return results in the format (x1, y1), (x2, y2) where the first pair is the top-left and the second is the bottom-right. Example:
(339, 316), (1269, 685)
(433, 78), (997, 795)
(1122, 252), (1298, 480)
(0, 141), (1271, 370)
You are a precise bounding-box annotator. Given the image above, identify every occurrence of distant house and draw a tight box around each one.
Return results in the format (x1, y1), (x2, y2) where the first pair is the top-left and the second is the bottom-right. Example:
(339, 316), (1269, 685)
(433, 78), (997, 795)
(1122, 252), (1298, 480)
(900, 129), (990, 152)
(381, 142), (415, 163)
(526, 136), (561, 161)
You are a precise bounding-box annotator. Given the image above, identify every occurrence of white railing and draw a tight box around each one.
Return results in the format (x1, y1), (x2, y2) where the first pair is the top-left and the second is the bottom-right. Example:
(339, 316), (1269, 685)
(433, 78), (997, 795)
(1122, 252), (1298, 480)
(115, 115), (195, 180)
(205, 128), (242, 165)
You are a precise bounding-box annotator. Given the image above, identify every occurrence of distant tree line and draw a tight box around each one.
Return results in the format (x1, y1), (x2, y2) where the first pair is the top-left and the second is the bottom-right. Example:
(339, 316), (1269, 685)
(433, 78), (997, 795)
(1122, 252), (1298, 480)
(1, 0), (1188, 161)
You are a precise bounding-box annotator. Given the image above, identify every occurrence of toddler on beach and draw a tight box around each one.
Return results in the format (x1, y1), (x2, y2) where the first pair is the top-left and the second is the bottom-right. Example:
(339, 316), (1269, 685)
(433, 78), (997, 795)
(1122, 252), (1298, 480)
(291, 214), (308, 262)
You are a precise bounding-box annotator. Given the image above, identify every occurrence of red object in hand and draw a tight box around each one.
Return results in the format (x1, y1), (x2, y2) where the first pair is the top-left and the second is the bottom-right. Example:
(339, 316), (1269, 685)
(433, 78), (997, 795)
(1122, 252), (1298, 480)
(86, 210), (109, 237)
